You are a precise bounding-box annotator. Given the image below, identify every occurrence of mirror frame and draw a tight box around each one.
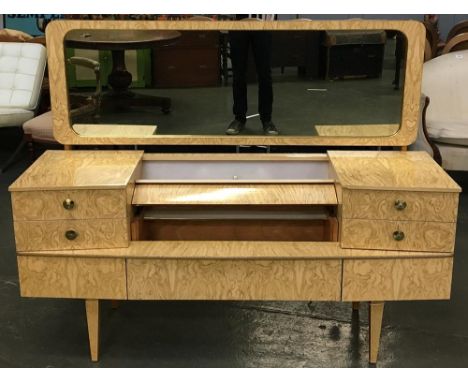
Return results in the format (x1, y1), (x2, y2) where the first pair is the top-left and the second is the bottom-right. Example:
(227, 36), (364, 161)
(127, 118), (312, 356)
(46, 19), (425, 146)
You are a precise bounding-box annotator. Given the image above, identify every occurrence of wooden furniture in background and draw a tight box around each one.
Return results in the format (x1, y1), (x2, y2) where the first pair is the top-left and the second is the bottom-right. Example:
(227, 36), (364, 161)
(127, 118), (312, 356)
(321, 30), (386, 80)
(442, 32), (468, 54)
(446, 20), (468, 43)
(153, 30), (221, 88)
(65, 29), (181, 114)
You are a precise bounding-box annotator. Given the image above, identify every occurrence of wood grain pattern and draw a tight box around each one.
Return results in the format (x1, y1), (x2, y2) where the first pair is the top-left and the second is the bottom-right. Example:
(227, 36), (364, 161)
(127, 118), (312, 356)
(342, 189), (459, 222)
(132, 184), (337, 205)
(315, 124), (399, 137)
(339, 151), (464, 191)
(342, 257), (453, 301)
(8, 150), (143, 191)
(14, 219), (129, 251)
(17, 256), (127, 299)
(20, 241), (452, 260)
(46, 19), (424, 147)
(341, 218), (456, 252)
(74, 124), (157, 137)
(127, 258), (342, 300)
(85, 300), (99, 362)
(329, 151), (461, 192)
(368, 302), (384, 364)
(11, 189), (127, 221)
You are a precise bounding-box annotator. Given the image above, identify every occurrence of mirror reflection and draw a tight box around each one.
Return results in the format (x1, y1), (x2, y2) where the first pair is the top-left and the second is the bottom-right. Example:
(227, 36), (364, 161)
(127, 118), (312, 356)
(64, 28), (407, 138)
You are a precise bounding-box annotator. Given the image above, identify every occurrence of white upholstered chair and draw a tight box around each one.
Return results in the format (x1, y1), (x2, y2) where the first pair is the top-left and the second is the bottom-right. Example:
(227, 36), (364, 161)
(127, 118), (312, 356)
(0, 42), (46, 172)
(411, 50), (468, 171)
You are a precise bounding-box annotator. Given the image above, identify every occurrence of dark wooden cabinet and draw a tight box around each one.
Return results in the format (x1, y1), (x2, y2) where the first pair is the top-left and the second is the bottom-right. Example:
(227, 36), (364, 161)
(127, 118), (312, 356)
(321, 30), (386, 80)
(152, 31), (221, 88)
(246, 31), (322, 81)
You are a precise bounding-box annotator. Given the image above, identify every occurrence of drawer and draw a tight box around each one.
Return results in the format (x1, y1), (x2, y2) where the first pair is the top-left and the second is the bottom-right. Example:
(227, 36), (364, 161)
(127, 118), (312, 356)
(341, 219), (456, 252)
(153, 48), (220, 88)
(174, 31), (220, 47)
(11, 189), (127, 221)
(14, 218), (129, 251)
(342, 189), (458, 222)
(17, 256), (127, 299)
(342, 257), (453, 301)
(127, 259), (342, 301)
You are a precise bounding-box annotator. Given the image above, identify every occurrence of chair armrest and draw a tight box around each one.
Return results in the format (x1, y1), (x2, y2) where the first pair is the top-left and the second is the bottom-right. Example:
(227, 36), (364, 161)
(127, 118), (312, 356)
(421, 96), (442, 165)
(67, 56), (100, 72)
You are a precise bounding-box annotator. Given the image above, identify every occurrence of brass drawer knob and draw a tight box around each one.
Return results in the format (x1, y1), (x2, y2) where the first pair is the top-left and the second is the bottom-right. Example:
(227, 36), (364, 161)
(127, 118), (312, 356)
(65, 230), (78, 241)
(394, 200), (407, 211)
(393, 230), (405, 241)
(63, 199), (75, 210)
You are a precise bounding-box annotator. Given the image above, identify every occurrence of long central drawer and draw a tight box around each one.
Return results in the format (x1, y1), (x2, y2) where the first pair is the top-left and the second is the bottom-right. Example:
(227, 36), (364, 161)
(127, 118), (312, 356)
(126, 258), (342, 300)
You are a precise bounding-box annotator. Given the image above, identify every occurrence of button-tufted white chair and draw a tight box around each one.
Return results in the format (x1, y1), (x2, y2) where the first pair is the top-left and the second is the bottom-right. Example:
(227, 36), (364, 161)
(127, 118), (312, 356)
(0, 42), (47, 172)
(411, 50), (468, 171)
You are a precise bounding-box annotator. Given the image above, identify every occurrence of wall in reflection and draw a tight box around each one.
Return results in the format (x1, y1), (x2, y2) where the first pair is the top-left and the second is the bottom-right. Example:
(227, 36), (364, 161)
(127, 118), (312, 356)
(64, 29), (406, 138)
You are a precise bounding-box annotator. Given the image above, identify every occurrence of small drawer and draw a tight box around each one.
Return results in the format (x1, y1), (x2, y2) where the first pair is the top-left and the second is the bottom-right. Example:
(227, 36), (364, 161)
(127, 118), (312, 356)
(342, 257), (453, 301)
(341, 219), (456, 252)
(14, 218), (129, 251)
(127, 258), (342, 301)
(11, 189), (127, 221)
(342, 189), (458, 222)
(18, 255), (127, 299)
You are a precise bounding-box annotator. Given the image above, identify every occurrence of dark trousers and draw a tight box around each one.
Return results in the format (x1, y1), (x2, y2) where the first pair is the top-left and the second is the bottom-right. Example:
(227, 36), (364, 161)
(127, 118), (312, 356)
(229, 31), (273, 122)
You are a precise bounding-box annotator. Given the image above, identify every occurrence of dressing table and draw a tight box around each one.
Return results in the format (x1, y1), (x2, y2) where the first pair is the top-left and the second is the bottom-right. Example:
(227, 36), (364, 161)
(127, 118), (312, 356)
(9, 19), (460, 365)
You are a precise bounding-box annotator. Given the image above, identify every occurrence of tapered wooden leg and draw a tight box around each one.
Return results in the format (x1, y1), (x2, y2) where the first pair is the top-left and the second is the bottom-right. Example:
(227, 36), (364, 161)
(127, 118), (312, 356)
(111, 300), (120, 309)
(64, 144), (73, 151)
(85, 299), (99, 362)
(368, 301), (384, 365)
(352, 302), (360, 311)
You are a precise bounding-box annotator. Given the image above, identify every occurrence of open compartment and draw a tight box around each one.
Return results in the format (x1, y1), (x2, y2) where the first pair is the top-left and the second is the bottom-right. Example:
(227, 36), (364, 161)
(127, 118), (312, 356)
(131, 155), (338, 242)
(131, 205), (338, 242)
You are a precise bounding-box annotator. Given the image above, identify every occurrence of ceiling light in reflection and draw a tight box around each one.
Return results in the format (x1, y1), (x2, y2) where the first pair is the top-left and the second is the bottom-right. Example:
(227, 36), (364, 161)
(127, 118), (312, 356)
(171, 187), (256, 202)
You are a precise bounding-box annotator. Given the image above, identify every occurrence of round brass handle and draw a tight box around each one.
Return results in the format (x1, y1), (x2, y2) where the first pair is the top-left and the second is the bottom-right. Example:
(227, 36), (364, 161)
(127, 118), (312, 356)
(393, 230), (405, 241)
(63, 199), (75, 210)
(394, 200), (407, 211)
(65, 230), (78, 241)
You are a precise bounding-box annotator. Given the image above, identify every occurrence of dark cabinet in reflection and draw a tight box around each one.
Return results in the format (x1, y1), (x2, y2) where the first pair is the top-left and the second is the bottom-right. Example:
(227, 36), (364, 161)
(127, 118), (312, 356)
(247, 31), (322, 81)
(321, 30), (386, 80)
(152, 31), (221, 88)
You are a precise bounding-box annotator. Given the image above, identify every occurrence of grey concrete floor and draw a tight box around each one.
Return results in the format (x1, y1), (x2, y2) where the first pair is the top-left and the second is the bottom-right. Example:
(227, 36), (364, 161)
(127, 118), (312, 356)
(1, 149), (467, 367)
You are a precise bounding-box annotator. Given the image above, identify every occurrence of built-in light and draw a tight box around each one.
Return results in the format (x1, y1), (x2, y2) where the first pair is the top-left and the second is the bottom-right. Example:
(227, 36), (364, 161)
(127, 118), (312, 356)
(170, 187), (257, 202)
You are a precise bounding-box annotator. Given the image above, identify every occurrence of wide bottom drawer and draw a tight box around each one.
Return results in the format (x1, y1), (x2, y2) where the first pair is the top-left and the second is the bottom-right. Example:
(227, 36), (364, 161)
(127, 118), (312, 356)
(127, 258), (342, 301)
(17, 256), (127, 299)
(342, 257), (453, 301)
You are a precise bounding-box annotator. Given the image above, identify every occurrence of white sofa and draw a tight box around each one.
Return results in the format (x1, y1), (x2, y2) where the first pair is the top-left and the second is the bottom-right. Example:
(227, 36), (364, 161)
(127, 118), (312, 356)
(0, 42), (46, 171)
(412, 50), (468, 171)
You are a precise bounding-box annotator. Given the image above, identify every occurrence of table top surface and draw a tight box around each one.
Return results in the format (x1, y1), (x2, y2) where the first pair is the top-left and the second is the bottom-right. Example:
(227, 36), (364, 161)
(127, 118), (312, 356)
(65, 29), (181, 49)
(9, 150), (144, 191)
(9, 150), (461, 193)
(329, 151), (462, 192)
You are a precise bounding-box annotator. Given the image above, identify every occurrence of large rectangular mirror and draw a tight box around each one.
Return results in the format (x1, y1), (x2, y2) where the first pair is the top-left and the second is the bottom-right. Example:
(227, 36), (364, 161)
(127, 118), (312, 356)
(46, 20), (425, 146)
